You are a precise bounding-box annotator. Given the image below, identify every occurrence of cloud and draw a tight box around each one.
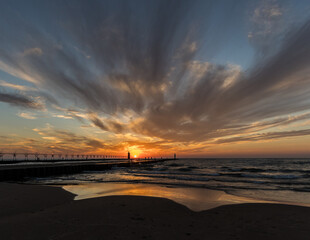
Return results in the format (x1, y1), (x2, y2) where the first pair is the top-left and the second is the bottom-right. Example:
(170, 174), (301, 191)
(32, 124), (105, 152)
(0, 0), (200, 114)
(89, 114), (125, 133)
(215, 129), (310, 144)
(18, 112), (37, 119)
(133, 18), (310, 142)
(248, 0), (285, 55)
(52, 114), (73, 119)
(0, 128), (106, 154)
(0, 80), (37, 91)
(23, 48), (43, 57)
(0, 0), (310, 151)
(0, 92), (44, 110)
(89, 116), (109, 131)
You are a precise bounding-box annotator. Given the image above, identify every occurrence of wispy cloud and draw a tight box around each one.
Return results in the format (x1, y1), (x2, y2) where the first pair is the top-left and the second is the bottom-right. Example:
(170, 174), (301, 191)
(32, 124), (105, 153)
(248, 0), (285, 55)
(0, 80), (36, 91)
(23, 47), (43, 57)
(0, 92), (44, 110)
(17, 112), (37, 119)
(215, 129), (310, 144)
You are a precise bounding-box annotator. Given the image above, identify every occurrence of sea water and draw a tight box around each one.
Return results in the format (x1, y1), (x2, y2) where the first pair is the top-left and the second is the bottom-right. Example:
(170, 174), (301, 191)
(29, 158), (310, 205)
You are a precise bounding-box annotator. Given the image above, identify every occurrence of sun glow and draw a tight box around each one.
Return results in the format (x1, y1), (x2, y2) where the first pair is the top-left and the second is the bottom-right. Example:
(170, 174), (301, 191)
(134, 155), (137, 158)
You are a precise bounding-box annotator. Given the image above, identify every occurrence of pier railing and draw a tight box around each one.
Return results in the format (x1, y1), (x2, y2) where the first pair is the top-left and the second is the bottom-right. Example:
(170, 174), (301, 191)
(0, 152), (175, 163)
(0, 152), (127, 161)
(0, 156), (177, 181)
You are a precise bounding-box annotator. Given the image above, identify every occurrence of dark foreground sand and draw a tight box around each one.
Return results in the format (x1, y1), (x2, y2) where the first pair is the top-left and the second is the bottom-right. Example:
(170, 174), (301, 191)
(0, 183), (310, 240)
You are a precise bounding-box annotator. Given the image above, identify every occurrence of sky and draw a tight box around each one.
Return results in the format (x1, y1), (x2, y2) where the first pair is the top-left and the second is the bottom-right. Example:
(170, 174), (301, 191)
(1, 0), (310, 158)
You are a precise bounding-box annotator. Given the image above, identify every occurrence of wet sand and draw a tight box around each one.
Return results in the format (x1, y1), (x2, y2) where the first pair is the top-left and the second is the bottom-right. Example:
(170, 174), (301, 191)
(1, 183), (310, 240)
(63, 182), (276, 211)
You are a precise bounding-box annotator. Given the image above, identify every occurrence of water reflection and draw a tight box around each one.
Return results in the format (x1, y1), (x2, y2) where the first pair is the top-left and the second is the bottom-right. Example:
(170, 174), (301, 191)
(63, 183), (272, 211)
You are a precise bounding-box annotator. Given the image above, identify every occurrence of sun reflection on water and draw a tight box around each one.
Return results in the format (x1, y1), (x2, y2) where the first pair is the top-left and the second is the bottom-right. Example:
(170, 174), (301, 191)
(63, 183), (273, 211)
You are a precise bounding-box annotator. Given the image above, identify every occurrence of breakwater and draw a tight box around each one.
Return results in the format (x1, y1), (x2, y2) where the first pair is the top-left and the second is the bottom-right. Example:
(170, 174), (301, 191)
(0, 158), (175, 181)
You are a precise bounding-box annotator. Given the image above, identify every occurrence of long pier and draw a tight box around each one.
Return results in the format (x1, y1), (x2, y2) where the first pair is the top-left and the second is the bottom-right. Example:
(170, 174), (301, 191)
(0, 152), (127, 162)
(0, 157), (175, 181)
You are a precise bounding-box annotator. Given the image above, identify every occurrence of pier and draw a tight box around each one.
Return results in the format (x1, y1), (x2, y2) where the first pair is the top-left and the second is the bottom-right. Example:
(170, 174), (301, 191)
(0, 152), (127, 162)
(0, 152), (176, 181)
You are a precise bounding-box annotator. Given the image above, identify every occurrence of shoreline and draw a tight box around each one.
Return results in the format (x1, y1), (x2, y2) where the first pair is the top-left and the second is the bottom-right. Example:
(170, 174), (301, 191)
(1, 182), (310, 239)
(16, 179), (310, 211)
(61, 182), (310, 211)
(63, 182), (278, 211)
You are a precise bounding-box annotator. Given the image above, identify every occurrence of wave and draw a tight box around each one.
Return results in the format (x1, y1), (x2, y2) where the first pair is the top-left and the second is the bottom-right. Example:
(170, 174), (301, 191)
(126, 172), (310, 188)
(177, 167), (192, 172)
(167, 163), (184, 167)
(27, 158), (310, 196)
(240, 173), (301, 179)
(127, 169), (306, 181)
(220, 167), (310, 175)
(127, 170), (210, 176)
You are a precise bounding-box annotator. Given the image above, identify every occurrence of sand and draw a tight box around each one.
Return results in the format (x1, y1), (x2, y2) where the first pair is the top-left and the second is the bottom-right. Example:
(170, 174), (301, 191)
(0, 183), (310, 240)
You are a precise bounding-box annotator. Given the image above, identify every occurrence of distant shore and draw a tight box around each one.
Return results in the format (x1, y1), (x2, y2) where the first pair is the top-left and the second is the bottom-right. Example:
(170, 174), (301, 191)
(0, 183), (310, 239)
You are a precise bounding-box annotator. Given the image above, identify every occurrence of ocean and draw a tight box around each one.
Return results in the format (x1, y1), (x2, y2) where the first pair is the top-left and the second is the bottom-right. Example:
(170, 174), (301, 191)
(29, 158), (310, 205)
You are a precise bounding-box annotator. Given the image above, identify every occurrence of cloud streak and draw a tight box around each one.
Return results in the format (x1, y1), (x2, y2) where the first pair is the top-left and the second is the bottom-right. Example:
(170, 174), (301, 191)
(32, 125), (105, 152)
(0, 92), (44, 110)
(215, 129), (310, 144)
(135, 17), (310, 142)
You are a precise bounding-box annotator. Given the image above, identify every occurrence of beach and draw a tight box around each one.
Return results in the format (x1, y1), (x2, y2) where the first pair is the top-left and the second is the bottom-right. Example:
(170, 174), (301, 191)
(1, 183), (310, 240)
